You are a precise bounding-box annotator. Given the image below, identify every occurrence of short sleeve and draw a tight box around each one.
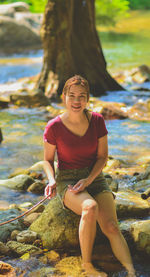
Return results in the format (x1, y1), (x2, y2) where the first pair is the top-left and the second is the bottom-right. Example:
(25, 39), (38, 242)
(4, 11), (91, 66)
(43, 120), (56, 145)
(95, 113), (108, 138)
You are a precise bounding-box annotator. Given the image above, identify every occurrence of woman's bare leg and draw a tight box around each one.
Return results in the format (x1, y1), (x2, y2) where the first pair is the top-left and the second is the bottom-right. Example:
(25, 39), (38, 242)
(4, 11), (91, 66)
(95, 192), (135, 277)
(64, 189), (107, 277)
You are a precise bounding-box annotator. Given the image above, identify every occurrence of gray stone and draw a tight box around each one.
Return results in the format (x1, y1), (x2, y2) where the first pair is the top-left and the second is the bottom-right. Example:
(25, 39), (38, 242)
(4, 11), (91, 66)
(16, 230), (38, 243)
(0, 174), (34, 191)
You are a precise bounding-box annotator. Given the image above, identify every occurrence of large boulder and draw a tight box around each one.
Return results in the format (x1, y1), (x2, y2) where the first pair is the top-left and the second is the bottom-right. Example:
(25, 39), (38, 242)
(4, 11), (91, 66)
(30, 190), (150, 250)
(0, 15), (41, 53)
(30, 196), (81, 250)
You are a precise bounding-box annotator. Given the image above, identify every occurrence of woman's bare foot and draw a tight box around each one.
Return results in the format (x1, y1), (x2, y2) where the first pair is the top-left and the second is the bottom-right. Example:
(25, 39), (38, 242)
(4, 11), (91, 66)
(82, 262), (107, 277)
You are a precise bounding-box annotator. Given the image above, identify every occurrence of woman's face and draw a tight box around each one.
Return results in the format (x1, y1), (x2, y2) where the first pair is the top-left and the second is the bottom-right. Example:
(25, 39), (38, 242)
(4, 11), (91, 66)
(64, 85), (89, 113)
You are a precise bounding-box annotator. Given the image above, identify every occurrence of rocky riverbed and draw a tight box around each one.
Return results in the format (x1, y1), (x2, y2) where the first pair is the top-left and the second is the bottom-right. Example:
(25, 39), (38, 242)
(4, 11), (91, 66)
(0, 159), (150, 276)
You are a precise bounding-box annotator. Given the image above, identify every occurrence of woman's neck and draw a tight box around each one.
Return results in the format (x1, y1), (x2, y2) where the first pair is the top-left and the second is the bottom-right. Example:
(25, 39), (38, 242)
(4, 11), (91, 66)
(63, 111), (86, 124)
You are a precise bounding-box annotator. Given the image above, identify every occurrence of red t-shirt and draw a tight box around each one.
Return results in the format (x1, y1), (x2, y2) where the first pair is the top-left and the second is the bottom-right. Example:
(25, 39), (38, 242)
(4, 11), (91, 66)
(43, 112), (108, 170)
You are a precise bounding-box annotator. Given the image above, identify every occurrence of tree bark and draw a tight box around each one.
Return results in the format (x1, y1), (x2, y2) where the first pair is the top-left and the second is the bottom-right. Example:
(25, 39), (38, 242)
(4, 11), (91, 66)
(37, 0), (124, 97)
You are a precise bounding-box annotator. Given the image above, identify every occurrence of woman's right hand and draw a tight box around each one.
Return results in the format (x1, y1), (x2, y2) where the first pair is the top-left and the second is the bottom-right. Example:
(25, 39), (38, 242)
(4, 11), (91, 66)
(44, 181), (57, 199)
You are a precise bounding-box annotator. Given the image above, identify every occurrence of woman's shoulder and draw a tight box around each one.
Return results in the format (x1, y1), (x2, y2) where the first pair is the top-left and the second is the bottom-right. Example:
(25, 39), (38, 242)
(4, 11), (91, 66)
(91, 111), (104, 120)
(46, 115), (61, 128)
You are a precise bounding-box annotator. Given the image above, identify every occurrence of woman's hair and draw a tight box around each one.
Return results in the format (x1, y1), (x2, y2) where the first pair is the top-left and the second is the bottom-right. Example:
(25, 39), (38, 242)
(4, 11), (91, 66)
(62, 75), (90, 98)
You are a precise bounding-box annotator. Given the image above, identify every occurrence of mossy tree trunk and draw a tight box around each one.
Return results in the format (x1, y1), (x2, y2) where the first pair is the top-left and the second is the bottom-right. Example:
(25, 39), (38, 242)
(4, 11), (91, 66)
(37, 0), (124, 97)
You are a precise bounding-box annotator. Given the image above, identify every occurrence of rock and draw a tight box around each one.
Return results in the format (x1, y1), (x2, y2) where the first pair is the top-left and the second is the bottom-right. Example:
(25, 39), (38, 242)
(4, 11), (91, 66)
(0, 2), (30, 14)
(0, 241), (10, 255)
(0, 174), (34, 190)
(0, 209), (24, 242)
(46, 250), (60, 263)
(130, 220), (150, 256)
(9, 2), (30, 12)
(14, 12), (42, 29)
(6, 240), (43, 256)
(115, 191), (150, 218)
(10, 90), (50, 107)
(23, 212), (41, 227)
(0, 261), (16, 277)
(135, 180), (150, 193)
(16, 230), (38, 243)
(0, 16), (41, 54)
(27, 181), (45, 194)
(9, 160), (47, 178)
(128, 99), (150, 122)
(30, 204), (45, 213)
(103, 157), (129, 174)
(105, 176), (118, 192)
(0, 128), (3, 143)
(10, 230), (20, 241)
(0, 5), (15, 17)
(131, 65), (150, 83)
(30, 196), (81, 249)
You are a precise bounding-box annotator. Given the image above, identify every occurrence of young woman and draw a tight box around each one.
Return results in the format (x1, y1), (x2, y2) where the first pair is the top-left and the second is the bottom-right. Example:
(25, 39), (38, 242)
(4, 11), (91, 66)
(43, 75), (135, 277)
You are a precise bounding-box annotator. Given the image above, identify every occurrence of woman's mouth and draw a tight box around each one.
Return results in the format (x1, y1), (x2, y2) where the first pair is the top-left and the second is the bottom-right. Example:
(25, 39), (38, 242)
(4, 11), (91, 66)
(71, 105), (81, 110)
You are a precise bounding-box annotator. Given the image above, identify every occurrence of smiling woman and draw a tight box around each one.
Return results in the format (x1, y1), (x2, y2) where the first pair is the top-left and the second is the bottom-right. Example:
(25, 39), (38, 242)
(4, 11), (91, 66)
(43, 75), (136, 277)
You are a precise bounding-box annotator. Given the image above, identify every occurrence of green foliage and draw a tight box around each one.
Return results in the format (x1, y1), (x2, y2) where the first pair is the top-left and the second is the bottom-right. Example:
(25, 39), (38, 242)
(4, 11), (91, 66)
(95, 0), (130, 26)
(0, 0), (47, 13)
(29, 0), (47, 13)
(129, 0), (150, 9)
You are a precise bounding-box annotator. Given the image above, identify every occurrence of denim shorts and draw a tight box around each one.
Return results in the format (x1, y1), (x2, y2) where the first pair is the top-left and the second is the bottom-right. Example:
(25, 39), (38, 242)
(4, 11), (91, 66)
(55, 167), (114, 209)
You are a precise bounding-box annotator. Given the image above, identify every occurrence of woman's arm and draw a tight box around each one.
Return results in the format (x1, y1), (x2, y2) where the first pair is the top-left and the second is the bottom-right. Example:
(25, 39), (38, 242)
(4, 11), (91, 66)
(86, 134), (108, 184)
(43, 141), (57, 198)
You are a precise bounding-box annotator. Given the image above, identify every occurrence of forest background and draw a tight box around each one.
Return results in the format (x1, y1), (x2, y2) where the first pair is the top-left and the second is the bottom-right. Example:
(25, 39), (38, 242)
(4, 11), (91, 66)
(1, 0), (150, 21)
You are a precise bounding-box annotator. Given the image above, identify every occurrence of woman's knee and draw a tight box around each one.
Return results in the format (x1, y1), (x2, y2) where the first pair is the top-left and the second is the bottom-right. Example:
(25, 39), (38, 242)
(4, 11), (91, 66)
(81, 199), (98, 220)
(101, 220), (120, 237)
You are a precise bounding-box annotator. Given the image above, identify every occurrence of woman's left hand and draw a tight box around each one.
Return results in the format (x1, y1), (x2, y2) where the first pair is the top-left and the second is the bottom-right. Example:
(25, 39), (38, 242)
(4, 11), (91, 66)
(68, 178), (89, 194)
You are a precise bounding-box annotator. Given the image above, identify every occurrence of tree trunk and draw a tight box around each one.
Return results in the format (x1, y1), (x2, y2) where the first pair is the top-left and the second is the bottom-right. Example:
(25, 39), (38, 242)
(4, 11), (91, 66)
(37, 0), (124, 97)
